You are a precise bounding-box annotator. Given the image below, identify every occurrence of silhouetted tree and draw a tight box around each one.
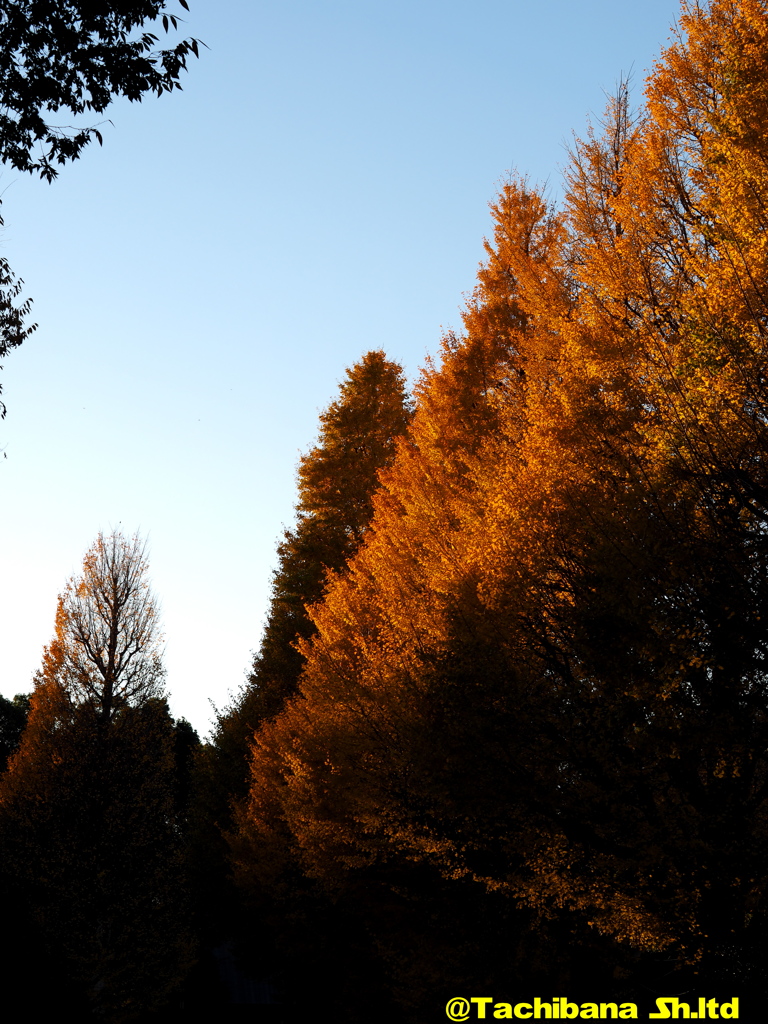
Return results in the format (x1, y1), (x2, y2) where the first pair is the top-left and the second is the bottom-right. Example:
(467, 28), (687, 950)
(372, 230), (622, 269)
(0, 0), (201, 181)
(0, 531), (192, 1020)
(0, 692), (29, 771)
(0, 0), (201, 411)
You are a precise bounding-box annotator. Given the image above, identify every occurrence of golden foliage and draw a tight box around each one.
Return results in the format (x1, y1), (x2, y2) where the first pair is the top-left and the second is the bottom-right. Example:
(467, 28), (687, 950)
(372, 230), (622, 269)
(234, 0), (768, 982)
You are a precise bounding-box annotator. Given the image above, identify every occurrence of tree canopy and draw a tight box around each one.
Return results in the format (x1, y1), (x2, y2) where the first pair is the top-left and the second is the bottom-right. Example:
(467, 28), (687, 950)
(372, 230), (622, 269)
(211, 350), (412, 792)
(0, 531), (191, 1019)
(6, 0), (768, 1016)
(188, 352), (412, 1014)
(0, 0), (200, 181)
(44, 530), (166, 722)
(0, 0), (201, 414)
(231, 0), (768, 1008)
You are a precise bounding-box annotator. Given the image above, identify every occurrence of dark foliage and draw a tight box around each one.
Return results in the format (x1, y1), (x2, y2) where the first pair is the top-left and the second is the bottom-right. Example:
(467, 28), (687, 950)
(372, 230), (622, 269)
(0, 0), (201, 414)
(0, 0), (201, 181)
(0, 692), (29, 770)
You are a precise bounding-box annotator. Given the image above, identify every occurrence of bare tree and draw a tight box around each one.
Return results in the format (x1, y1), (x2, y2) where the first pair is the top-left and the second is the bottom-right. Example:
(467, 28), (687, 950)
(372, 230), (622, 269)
(45, 530), (165, 722)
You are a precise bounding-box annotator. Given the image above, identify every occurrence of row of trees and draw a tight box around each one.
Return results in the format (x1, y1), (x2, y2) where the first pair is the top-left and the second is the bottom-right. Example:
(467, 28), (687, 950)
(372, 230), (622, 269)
(0, 352), (415, 1019)
(4, 0), (768, 1018)
(221, 0), (768, 1015)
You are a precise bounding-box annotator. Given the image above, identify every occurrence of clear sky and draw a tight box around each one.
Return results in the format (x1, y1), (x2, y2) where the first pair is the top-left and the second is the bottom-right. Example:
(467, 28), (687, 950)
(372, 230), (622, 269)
(0, 0), (681, 736)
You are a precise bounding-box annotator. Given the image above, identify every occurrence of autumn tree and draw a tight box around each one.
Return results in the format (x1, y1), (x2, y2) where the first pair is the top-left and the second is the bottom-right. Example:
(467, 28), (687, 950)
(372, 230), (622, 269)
(231, 248), (559, 1014)
(233, 0), (768, 1010)
(0, 531), (192, 1020)
(208, 351), (412, 804)
(189, 353), (412, 1014)
(249, 350), (412, 710)
(46, 530), (166, 721)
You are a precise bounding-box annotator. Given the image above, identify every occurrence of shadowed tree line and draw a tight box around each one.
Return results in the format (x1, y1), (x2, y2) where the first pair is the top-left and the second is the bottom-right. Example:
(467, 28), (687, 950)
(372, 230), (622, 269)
(4, 0), (768, 1020)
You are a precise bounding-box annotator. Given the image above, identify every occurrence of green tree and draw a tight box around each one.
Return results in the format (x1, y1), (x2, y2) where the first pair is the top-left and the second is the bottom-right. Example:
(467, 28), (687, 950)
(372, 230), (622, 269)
(0, 531), (192, 1020)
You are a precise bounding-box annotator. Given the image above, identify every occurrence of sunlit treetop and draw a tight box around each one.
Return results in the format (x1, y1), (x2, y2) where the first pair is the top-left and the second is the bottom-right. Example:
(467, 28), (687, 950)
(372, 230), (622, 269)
(41, 530), (166, 723)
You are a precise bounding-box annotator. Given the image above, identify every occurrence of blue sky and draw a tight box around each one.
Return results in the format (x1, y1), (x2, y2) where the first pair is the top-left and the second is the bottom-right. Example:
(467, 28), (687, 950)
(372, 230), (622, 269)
(0, 0), (681, 735)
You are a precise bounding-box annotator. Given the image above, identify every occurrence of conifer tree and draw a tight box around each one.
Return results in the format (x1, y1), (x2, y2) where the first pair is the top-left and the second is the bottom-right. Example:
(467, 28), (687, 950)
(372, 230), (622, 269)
(207, 350), (412, 803)
(190, 351), (412, 1002)
(234, 0), (768, 1006)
